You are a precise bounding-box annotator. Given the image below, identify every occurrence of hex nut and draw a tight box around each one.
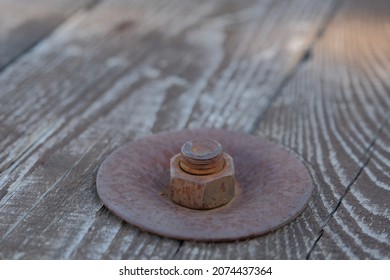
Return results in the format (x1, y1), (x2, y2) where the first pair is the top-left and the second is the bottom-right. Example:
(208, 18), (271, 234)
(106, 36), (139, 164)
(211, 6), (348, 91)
(170, 153), (235, 210)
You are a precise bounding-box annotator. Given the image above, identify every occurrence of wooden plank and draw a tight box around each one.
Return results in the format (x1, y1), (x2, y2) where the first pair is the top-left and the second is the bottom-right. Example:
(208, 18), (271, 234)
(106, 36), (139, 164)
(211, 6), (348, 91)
(237, 0), (389, 259)
(311, 122), (389, 259)
(0, 0), (338, 259)
(0, 0), (94, 70)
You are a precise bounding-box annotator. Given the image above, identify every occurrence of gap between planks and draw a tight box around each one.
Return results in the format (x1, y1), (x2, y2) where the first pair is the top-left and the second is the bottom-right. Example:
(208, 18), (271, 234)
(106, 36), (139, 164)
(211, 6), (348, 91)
(305, 115), (390, 259)
(247, 0), (342, 134)
(1, 0), (373, 259)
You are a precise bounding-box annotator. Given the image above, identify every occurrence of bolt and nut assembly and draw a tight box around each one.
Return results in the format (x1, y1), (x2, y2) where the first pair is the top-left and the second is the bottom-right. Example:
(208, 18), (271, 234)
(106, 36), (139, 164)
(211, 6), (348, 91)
(170, 139), (236, 210)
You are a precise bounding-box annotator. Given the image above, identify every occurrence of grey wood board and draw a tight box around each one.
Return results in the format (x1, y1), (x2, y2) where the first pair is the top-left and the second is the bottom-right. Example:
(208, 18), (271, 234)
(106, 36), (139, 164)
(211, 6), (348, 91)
(252, 0), (390, 259)
(0, 0), (95, 70)
(311, 124), (389, 259)
(1, 0), (387, 260)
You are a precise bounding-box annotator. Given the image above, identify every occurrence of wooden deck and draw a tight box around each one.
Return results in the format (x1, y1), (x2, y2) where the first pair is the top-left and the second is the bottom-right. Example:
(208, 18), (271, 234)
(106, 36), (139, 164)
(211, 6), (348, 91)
(0, 0), (389, 259)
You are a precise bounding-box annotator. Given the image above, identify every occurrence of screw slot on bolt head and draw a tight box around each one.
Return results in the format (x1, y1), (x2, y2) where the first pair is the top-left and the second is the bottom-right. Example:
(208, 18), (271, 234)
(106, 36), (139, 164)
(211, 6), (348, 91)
(170, 139), (236, 210)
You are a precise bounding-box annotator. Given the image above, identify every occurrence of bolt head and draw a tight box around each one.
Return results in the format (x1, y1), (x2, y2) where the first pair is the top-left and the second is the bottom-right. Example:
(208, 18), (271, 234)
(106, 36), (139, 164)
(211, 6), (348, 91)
(170, 153), (235, 210)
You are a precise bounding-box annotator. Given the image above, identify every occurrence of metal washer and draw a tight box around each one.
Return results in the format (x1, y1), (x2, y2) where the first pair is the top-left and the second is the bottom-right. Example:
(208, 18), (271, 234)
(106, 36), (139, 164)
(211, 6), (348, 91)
(96, 129), (313, 241)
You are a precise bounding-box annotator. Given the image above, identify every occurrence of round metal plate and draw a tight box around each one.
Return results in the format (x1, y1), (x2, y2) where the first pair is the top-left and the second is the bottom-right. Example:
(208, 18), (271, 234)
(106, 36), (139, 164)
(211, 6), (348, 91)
(96, 129), (313, 241)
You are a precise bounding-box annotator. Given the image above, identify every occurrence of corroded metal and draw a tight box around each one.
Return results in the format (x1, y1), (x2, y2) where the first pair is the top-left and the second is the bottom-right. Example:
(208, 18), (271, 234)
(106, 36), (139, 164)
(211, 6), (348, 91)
(96, 129), (313, 241)
(179, 139), (225, 175)
(170, 140), (236, 210)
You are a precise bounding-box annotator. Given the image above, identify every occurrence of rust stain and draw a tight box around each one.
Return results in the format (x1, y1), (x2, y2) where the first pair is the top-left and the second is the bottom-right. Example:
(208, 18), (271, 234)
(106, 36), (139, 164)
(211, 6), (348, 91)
(96, 129), (313, 241)
(169, 140), (235, 210)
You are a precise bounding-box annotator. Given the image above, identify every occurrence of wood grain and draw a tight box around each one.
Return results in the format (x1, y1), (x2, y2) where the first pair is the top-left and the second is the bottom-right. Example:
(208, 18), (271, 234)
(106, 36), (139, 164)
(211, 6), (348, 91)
(0, 0), (95, 70)
(0, 0), (388, 259)
(0, 0), (335, 259)
(252, 0), (390, 259)
(311, 123), (389, 259)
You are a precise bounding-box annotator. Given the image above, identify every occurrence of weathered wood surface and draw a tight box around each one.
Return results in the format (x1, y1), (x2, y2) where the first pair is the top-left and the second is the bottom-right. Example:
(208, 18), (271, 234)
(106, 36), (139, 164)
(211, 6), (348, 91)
(0, 0), (388, 259)
(0, 0), (95, 71)
(255, 0), (390, 259)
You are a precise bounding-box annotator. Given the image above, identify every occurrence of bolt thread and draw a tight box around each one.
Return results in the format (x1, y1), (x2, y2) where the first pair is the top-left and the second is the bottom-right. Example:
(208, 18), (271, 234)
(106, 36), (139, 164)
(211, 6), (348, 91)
(179, 139), (225, 175)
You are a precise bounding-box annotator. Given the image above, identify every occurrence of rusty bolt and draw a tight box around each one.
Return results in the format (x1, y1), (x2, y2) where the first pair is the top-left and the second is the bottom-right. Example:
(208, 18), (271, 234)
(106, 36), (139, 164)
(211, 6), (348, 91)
(170, 139), (236, 210)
